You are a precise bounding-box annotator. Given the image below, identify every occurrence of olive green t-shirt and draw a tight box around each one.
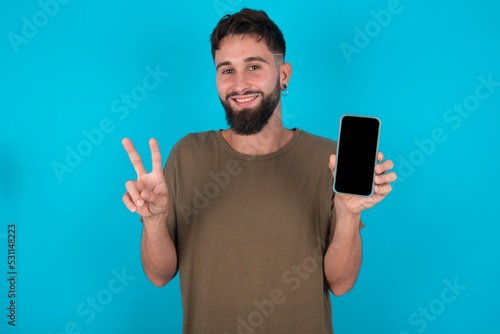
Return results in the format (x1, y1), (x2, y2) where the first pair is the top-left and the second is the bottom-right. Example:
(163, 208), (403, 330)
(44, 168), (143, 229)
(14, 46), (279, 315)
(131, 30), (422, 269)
(165, 129), (342, 334)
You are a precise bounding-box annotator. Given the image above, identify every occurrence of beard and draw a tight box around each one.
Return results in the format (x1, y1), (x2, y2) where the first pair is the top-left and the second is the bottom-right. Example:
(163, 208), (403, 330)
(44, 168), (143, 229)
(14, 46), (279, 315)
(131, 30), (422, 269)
(220, 78), (281, 135)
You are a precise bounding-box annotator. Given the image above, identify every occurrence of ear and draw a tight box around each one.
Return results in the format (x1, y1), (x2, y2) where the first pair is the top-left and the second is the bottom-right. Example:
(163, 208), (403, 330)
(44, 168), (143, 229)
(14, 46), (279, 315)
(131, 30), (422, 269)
(279, 62), (292, 87)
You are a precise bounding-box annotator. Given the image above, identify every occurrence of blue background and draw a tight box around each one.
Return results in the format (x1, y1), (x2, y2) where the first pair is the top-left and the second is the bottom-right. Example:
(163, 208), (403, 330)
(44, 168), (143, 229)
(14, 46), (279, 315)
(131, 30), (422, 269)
(1, 0), (499, 333)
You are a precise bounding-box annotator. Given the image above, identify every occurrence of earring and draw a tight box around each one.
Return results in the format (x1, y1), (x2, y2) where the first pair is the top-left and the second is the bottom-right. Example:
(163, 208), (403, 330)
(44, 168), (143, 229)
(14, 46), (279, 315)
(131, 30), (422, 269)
(281, 83), (288, 97)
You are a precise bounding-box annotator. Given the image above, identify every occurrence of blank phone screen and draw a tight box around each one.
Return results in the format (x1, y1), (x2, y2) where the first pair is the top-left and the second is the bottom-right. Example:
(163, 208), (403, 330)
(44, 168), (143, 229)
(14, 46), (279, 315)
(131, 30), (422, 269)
(333, 115), (380, 196)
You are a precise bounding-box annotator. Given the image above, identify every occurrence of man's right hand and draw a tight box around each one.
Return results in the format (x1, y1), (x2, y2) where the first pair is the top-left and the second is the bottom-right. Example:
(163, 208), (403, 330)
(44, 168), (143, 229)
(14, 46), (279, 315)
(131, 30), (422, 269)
(123, 138), (177, 286)
(122, 138), (169, 220)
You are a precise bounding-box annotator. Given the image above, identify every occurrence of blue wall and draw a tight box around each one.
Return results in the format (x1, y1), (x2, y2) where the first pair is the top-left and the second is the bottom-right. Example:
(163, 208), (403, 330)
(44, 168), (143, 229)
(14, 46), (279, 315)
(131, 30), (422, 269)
(1, 0), (499, 333)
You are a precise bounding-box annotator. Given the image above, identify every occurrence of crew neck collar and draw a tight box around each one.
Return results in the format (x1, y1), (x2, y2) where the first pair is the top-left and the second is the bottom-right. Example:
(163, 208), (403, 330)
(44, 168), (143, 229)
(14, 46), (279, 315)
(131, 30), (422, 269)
(214, 128), (302, 161)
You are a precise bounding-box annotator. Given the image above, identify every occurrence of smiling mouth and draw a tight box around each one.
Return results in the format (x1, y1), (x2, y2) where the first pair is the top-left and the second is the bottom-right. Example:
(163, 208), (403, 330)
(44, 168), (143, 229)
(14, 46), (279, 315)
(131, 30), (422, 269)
(230, 95), (259, 103)
(233, 96), (257, 103)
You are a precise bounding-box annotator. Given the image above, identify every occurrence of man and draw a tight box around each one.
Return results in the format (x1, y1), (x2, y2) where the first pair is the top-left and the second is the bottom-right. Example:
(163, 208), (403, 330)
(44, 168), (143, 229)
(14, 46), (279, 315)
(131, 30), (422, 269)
(122, 8), (396, 333)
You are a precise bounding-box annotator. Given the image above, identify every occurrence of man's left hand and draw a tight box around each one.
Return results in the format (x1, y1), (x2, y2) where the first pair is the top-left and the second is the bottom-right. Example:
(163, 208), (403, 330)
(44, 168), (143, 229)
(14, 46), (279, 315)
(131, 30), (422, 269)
(329, 152), (397, 217)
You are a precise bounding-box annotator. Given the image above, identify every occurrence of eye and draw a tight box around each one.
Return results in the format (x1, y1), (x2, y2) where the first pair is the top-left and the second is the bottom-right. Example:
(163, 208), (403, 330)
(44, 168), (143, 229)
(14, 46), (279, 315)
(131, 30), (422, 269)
(221, 68), (234, 74)
(248, 65), (260, 71)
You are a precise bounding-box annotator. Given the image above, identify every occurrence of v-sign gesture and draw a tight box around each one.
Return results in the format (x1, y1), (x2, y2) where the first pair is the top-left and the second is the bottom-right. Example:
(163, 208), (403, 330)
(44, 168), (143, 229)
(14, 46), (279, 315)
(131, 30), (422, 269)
(122, 138), (169, 220)
(122, 138), (177, 286)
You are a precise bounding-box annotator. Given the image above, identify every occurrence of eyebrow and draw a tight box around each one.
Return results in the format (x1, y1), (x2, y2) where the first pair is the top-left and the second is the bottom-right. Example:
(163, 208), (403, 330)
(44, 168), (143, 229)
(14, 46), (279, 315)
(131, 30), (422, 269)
(216, 56), (270, 71)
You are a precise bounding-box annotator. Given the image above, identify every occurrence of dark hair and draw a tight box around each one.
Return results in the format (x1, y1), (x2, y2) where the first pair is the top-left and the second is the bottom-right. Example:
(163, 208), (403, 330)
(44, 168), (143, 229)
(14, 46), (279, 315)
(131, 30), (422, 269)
(210, 8), (286, 60)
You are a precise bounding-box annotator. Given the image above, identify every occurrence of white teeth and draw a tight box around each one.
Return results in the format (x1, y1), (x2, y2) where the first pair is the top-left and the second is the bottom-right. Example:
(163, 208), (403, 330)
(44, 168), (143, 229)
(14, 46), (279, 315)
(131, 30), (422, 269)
(235, 96), (257, 103)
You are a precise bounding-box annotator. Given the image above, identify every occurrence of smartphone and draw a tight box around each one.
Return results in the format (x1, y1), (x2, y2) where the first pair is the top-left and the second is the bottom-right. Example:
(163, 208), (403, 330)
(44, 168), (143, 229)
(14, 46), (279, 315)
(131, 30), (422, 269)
(333, 115), (381, 197)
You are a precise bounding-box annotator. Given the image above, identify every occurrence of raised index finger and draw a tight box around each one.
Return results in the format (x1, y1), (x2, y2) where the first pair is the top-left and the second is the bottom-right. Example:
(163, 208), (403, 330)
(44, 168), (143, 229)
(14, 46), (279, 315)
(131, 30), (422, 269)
(149, 138), (163, 173)
(122, 138), (147, 176)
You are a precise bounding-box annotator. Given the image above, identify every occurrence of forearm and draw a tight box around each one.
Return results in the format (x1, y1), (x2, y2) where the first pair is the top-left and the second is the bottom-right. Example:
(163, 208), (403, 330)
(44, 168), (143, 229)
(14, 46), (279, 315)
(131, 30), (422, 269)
(324, 212), (362, 296)
(141, 214), (178, 287)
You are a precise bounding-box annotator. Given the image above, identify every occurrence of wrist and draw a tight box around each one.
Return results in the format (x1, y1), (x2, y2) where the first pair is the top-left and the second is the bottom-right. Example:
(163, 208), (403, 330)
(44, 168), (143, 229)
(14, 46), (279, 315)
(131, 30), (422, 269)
(336, 209), (360, 221)
(142, 213), (168, 234)
(334, 198), (361, 219)
(335, 206), (361, 230)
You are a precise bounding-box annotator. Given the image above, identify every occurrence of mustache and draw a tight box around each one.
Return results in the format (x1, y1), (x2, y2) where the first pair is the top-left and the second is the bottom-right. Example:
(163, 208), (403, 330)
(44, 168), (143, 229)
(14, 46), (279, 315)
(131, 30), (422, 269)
(226, 90), (262, 99)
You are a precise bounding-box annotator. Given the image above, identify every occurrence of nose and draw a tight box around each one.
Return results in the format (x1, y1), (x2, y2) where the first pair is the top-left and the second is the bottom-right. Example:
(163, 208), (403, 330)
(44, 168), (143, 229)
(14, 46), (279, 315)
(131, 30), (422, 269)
(230, 72), (252, 94)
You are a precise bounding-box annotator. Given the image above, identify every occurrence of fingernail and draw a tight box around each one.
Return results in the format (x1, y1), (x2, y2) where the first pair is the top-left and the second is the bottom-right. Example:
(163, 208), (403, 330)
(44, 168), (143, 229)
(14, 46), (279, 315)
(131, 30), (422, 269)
(136, 199), (144, 207)
(130, 205), (137, 212)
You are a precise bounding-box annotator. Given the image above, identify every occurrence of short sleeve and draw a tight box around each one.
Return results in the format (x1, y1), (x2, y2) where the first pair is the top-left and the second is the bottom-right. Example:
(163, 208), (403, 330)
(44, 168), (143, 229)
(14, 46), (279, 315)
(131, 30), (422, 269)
(164, 144), (178, 248)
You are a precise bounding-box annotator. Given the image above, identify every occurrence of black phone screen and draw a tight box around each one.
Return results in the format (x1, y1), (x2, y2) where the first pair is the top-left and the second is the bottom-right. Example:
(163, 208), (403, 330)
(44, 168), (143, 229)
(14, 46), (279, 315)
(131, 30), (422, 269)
(333, 115), (381, 197)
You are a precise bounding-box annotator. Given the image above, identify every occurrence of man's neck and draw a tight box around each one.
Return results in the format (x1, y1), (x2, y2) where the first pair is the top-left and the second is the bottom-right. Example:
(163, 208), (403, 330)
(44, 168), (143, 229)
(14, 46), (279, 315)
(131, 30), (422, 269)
(221, 109), (294, 156)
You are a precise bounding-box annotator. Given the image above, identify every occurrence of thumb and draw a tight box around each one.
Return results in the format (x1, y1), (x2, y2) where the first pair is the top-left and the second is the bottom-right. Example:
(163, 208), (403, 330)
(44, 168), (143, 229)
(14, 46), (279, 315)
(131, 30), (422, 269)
(328, 154), (336, 174)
